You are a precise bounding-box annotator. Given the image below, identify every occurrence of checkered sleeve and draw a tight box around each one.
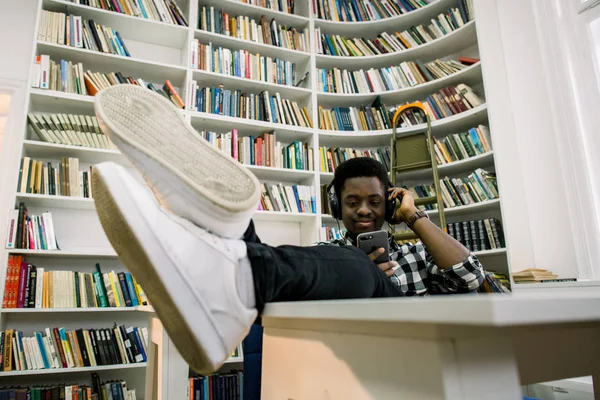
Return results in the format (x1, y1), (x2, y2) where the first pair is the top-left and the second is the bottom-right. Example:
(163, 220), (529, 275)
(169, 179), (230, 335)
(426, 252), (485, 294)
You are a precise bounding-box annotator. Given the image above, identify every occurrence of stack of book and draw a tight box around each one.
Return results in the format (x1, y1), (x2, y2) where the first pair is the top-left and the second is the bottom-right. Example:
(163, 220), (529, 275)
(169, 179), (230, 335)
(480, 271), (511, 293)
(315, 2), (474, 56)
(512, 269), (560, 284)
(318, 96), (390, 131)
(320, 146), (391, 172)
(38, 10), (131, 57)
(313, 0), (444, 21)
(319, 225), (345, 242)
(65, 0), (188, 26)
(199, 8), (309, 52)
(318, 58), (478, 94)
(1, 325), (148, 372)
(188, 372), (244, 400)
(2, 256), (149, 309)
(5, 204), (58, 251)
(258, 183), (316, 213)
(434, 125), (492, 165)
(190, 84), (312, 127)
(407, 168), (499, 210)
(27, 112), (113, 149)
(0, 373), (138, 399)
(17, 157), (92, 198)
(191, 40), (298, 87)
(197, 129), (313, 171)
(238, 0), (296, 13)
(446, 218), (505, 252)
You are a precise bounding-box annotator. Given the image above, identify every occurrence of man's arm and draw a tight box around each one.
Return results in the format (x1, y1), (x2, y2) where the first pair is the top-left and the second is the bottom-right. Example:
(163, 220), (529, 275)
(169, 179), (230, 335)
(389, 188), (469, 269)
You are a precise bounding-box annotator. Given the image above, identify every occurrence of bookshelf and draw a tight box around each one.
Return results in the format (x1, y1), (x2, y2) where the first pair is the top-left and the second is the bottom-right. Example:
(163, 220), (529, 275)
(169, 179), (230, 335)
(0, 0), (510, 398)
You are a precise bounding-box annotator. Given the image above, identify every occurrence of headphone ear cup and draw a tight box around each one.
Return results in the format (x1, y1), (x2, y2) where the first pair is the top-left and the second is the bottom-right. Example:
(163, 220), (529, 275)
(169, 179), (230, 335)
(385, 180), (397, 223)
(327, 183), (341, 220)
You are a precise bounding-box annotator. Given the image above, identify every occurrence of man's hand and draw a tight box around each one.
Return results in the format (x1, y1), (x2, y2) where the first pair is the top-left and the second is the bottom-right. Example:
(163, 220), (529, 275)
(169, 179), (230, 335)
(388, 187), (419, 224)
(368, 248), (398, 277)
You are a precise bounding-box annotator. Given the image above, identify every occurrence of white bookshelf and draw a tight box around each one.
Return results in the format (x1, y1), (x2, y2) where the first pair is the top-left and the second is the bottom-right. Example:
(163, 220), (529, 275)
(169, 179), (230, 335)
(0, 362), (148, 377)
(0, 0), (508, 397)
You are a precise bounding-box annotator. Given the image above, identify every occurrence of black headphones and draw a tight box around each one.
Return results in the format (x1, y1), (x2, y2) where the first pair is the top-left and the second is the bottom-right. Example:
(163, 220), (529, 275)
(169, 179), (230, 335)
(327, 178), (397, 223)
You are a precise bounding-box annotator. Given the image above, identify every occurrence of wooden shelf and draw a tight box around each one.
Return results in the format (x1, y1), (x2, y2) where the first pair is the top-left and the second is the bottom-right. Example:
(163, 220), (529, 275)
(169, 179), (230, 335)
(191, 69), (312, 102)
(194, 30), (310, 64)
(42, 0), (189, 48)
(314, 0), (455, 37)
(318, 103), (489, 147)
(317, 62), (483, 108)
(7, 249), (117, 258)
(315, 20), (478, 70)
(15, 193), (95, 210)
(36, 41), (187, 85)
(0, 363), (147, 377)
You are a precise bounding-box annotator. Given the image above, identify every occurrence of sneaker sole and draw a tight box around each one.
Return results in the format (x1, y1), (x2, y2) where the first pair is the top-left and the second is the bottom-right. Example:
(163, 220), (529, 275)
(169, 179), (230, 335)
(92, 165), (225, 374)
(94, 85), (260, 237)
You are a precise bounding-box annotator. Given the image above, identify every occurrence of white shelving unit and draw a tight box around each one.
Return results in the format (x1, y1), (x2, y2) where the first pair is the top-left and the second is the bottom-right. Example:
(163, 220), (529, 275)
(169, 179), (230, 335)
(0, 0), (509, 397)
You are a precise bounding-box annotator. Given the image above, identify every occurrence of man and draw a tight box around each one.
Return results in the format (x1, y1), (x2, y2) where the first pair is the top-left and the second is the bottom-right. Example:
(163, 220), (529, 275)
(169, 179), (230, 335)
(91, 85), (484, 375)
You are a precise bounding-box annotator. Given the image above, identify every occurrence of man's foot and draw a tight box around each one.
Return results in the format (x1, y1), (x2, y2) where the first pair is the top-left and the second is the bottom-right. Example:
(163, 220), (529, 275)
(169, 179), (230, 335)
(94, 85), (260, 238)
(92, 162), (258, 374)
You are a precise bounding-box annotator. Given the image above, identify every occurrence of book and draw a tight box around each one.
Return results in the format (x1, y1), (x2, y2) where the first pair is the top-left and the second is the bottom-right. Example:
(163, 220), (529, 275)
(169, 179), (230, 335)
(0, 325), (148, 371)
(318, 58), (476, 94)
(0, 376), (138, 399)
(27, 112), (113, 149)
(238, 0), (295, 14)
(319, 146), (391, 172)
(445, 218), (505, 252)
(257, 183), (316, 214)
(64, 0), (187, 26)
(38, 10), (131, 57)
(318, 95), (391, 131)
(199, 7), (309, 52)
(319, 225), (346, 242)
(16, 156), (93, 198)
(512, 268), (560, 283)
(433, 125), (492, 164)
(313, 0), (463, 22)
(5, 205), (58, 250)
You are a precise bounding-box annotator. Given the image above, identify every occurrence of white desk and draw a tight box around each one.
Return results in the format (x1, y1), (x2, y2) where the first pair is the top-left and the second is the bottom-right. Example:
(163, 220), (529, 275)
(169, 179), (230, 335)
(261, 292), (600, 400)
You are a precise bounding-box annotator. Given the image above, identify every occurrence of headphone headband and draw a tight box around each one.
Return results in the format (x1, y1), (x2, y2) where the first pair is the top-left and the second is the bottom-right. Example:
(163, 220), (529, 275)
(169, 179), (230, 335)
(327, 177), (396, 223)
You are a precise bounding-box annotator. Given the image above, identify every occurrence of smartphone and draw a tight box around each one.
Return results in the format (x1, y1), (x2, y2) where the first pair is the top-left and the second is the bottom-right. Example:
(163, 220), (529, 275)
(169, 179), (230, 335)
(357, 230), (390, 264)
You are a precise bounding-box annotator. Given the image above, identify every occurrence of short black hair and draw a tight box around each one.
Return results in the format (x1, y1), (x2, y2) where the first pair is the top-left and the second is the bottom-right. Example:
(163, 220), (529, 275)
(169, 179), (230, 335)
(333, 157), (389, 201)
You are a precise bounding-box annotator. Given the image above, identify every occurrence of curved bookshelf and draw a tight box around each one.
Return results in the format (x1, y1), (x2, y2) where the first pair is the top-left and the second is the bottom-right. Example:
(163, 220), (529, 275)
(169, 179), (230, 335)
(6, 249), (118, 258)
(254, 211), (317, 222)
(203, 0), (310, 26)
(426, 198), (501, 217)
(15, 193), (95, 210)
(316, 20), (477, 70)
(317, 62), (482, 108)
(36, 41), (187, 84)
(23, 140), (124, 165)
(0, 363), (147, 377)
(1, 307), (150, 313)
(396, 151), (496, 180)
(313, 0), (455, 37)
(318, 103), (489, 147)
(42, 0), (189, 48)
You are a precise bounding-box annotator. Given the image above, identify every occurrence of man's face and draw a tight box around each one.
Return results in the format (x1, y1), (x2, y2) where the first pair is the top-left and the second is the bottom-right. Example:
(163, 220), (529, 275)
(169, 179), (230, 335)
(340, 176), (386, 239)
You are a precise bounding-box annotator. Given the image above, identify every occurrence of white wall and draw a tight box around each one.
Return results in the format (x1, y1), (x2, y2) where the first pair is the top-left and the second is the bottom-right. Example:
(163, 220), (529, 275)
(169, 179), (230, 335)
(0, 0), (39, 83)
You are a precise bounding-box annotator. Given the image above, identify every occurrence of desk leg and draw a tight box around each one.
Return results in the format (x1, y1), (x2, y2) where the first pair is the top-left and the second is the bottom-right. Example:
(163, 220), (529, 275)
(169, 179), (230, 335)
(261, 327), (523, 400)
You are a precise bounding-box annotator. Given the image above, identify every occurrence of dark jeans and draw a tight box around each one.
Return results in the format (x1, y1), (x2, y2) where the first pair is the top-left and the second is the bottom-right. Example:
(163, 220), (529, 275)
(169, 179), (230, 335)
(243, 221), (404, 313)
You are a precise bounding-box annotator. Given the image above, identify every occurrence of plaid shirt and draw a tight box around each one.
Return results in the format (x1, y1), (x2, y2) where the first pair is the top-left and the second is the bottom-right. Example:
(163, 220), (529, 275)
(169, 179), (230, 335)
(320, 233), (484, 296)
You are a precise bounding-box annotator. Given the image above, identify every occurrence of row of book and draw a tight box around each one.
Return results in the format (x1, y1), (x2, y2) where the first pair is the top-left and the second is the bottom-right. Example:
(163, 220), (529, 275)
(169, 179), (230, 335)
(258, 183), (316, 213)
(189, 84), (313, 127)
(315, 4), (473, 57)
(5, 205), (58, 251)
(38, 10), (130, 57)
(27, 112), (113, 149)
(238, 0), (297, 13)
(313, 0), (433, 22)
(33, 55), (185, 110)
(199, 8), (309, 52)
(481, 271), (510, 293)
(1, 325), (148, 372)
(188, 372), (244, 400)
(17, 157), (92, 198)
(318, 95), (390, 131)
(409, 168), (498, 210)
(197, 129), (314, 171)
(317, 58), (478, 94)
(320, 146), (391, 173)
(2, 256), (149, 309)
(434, 125), (492, 165)
(0, 373), (137, 400)
(191, 40), (298, 86)
(446, 218), (505, 252)
(66, 0), (188, 26)
(319, 225), (345, 242)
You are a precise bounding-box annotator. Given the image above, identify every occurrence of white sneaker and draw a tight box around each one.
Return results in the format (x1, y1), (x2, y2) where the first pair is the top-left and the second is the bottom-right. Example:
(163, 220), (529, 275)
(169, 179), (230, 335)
(94, 85), (260, 239)
(92, 162), (257, 374)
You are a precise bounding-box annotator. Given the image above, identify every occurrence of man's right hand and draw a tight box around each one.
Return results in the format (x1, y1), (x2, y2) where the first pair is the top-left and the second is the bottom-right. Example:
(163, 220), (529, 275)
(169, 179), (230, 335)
(368, 248), (398, 277)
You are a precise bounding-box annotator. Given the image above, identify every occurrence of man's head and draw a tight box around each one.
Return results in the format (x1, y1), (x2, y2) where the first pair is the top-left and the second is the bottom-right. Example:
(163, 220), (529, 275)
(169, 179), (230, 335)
(332, 157), (390, 239)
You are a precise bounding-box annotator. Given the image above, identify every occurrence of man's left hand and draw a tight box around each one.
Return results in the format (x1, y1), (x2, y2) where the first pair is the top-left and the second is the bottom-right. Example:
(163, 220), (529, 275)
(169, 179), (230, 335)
(388, 187), (418, 224)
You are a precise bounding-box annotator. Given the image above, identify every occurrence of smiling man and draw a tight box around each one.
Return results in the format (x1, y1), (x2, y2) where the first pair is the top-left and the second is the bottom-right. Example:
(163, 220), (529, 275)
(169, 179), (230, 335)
(90, 85), (485, 375)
